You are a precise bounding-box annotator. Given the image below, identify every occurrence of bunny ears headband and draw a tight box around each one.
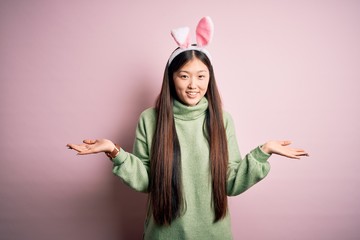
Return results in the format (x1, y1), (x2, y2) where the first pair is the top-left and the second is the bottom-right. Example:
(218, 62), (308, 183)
(168, 16), (214, 65)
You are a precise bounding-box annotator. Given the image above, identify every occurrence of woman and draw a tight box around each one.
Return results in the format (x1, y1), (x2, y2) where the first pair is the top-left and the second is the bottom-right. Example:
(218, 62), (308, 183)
(67, 17), (308, 239)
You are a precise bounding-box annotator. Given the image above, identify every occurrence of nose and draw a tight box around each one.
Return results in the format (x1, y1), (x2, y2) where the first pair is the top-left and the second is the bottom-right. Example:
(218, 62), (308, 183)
(188, 78), (196, 89)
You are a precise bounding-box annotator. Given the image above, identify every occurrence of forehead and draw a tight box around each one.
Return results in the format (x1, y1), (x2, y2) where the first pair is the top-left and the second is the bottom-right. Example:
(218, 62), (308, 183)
(178, 58), (209, 72)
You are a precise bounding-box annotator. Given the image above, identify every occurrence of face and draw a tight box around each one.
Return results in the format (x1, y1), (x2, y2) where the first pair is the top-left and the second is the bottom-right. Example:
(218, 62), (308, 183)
(173, 57), (210, 106)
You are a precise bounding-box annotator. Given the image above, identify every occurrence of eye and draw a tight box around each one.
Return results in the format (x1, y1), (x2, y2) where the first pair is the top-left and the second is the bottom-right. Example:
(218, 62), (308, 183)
(180, 75), (189, 79)
(198, 75), (206, 79)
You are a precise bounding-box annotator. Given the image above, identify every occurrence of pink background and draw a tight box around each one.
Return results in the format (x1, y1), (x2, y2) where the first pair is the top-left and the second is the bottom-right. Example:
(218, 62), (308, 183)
(1, 0), (359, 239)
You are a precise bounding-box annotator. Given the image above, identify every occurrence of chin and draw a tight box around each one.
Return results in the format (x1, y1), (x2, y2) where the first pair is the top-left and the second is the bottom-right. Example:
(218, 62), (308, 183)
(184, 98), (201, 106)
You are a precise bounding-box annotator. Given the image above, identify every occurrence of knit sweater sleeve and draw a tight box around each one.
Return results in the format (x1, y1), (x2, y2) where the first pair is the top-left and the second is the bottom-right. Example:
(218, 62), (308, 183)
(224, 112), (271, 196)
(111, 109), (155, 193)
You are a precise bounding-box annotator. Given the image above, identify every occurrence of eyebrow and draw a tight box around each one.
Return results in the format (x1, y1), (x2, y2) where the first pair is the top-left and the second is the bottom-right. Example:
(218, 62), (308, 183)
(178, 70), (208, 74)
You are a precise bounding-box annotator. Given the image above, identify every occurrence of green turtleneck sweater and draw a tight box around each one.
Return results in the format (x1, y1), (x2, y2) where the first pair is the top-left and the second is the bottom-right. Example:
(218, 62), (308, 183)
(112, 97), (271, 240)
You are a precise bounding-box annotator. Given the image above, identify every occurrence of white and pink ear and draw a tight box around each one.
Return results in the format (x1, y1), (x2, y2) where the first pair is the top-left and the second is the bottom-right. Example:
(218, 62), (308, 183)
(171, 27), (190, 49)
(196, 16), (214, 47)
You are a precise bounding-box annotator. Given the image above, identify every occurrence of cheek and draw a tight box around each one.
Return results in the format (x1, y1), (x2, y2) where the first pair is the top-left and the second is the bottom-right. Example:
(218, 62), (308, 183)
(200, 80), (210, 91)
(174, 83), (187, 97)
(174, 82), (185, 92)
(173, 79), (181, 91)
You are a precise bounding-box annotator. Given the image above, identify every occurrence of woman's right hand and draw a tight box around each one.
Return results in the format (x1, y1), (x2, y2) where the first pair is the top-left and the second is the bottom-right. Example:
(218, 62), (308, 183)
(67, 139), (115, 155)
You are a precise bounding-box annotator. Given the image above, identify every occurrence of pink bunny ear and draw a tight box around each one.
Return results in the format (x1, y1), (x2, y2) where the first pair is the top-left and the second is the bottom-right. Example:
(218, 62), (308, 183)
(171, 27), (191, 49)
(196, 16), (214, 47)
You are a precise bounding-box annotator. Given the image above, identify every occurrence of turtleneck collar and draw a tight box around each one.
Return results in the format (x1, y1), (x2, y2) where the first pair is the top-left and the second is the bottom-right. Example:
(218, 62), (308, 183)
(173, 97), (208, 121)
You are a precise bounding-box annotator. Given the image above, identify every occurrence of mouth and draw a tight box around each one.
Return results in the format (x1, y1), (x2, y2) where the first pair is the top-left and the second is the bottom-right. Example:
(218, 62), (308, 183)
(186, 92), (199, 98)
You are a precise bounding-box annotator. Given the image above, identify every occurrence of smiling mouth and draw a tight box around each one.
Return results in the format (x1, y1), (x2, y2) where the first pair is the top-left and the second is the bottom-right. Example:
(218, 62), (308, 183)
(186, 92), (199, 97)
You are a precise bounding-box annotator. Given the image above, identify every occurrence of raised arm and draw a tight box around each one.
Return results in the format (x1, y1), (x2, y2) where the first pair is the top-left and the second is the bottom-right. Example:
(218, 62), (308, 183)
(66, 109), (155, 193)
(224, 113), (308, 196)
(67, 136), (151, 193)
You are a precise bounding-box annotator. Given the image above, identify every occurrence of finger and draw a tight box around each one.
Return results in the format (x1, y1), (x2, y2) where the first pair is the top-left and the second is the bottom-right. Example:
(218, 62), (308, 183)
(286, 153), (301, 159)
(83, 139), (96, 144)
(68, 144), (93, 153)
(68, 144), (86, 153)
(77, 151), (89, 155)
(294, 148), (306, 152)
(279, 149), (302, 159)
(297, 152), (309, 157)
(67, 144), (79, 151)
(289, 148), (306, 154)
(77, 149), (97, 155)
(291, 148), (308, 156)
(291, 151), (309, 158)
(281, 140), (292, 146)
(280, 153), (300, 159)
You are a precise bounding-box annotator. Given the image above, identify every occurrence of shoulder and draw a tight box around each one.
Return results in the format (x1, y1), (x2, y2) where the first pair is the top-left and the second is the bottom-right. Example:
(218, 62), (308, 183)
(137, 107), (157, 127)
(135, 108), (157, 139)
(139, 107), (156, 120)
(223, 110), (232, 120)
(222, 110), (236, 135)
(223, 110), (234, 126)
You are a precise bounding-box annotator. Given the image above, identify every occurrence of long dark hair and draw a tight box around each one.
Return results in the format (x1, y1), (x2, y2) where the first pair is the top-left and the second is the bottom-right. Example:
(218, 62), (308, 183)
(150, 49), (229, 225)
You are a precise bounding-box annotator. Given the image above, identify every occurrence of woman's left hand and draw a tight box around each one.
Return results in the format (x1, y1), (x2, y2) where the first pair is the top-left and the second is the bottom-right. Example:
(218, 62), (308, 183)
(261, 140), (309, 159)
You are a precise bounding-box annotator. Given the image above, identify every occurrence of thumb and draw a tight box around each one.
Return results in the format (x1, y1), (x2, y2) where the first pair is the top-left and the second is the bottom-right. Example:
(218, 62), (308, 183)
(83, 139), (96, 144)
(281, 140), (292, 146)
